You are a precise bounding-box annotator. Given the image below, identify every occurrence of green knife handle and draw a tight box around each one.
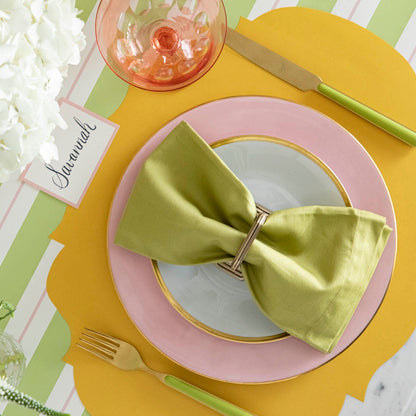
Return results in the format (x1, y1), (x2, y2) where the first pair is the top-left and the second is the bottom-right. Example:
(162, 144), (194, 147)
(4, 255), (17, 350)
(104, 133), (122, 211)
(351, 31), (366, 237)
(317, 83), (416, 147)
(163, 375), (256, 416)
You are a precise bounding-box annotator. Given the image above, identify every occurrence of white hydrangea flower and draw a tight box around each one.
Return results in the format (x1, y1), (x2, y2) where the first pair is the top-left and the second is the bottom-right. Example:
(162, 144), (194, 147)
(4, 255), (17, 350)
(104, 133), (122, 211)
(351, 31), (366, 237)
(0, 0), (86, 183)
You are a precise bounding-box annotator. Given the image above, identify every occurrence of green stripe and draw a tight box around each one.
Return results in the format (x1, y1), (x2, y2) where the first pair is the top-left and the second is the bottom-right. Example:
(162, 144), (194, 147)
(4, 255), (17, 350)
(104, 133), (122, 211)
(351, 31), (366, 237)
(76, 0), (98, 23)
(2, 312), (71, 416)
(296, 0), (337, 13)
(82, 410), (91, 416)
(84, 66), (129, 118)
(223, 0), (257, 28)
(0, 193), (66, 331)
(366, 0), (416, 46)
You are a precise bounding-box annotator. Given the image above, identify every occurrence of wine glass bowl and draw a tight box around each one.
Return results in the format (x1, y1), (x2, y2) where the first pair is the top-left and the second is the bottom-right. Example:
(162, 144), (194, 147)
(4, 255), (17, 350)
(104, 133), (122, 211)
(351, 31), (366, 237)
(95, 0), (227, 91)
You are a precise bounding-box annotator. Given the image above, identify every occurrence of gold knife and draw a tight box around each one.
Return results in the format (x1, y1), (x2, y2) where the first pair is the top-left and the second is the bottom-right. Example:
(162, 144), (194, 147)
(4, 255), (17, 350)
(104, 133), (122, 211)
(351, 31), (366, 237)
(225, 27), (416, 147)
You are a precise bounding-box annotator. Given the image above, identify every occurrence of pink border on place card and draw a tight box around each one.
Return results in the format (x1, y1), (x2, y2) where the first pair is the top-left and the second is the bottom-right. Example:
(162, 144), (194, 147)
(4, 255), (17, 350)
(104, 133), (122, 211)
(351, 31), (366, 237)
(21, 99), (119, 209)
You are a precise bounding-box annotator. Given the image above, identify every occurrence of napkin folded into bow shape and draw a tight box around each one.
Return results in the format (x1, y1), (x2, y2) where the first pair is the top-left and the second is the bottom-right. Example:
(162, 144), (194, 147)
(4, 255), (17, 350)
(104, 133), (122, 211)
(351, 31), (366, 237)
(115, 121), (391, 353)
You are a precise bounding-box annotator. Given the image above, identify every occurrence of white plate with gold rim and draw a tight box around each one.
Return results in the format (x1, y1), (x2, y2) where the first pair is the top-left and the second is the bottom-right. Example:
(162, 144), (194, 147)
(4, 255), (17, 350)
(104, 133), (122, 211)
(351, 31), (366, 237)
(153, 135), (351, 343)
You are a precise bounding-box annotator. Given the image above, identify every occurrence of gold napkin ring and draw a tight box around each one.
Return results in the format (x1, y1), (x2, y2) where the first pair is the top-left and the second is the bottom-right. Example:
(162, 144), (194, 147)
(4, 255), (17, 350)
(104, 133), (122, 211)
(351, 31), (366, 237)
(217, 204), (271, 280)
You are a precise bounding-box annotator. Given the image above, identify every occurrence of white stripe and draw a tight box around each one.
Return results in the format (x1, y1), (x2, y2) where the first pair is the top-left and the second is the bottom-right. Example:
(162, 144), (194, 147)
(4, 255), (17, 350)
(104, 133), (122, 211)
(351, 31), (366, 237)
(0, 174), (22, 224)
(395, 8), (416, 59)
(248, 0), (299, 20)
(59, 1), (100, 100)
(331, 0), (358, 19)
(274, 0), (298, 8)
(410, 56), (416, 73)
(62, 387), (86, 416)
(67, 46), (106, 105)
(4, 240), (63, 339)
(45, 365), (85, 416)
(248, 0), (276, 20)
(351, 0), (381, 28)
(0, 184), (38, 264)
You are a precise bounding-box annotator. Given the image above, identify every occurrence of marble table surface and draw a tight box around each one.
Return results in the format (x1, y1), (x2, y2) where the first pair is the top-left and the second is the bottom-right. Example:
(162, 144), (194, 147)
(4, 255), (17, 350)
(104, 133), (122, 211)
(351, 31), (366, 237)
(339, 329), (416, 416)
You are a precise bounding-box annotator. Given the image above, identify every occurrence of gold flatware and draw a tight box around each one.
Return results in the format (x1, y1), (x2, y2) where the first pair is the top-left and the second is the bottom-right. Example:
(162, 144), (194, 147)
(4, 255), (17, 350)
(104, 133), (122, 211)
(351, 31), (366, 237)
(77, 328), (256, 416)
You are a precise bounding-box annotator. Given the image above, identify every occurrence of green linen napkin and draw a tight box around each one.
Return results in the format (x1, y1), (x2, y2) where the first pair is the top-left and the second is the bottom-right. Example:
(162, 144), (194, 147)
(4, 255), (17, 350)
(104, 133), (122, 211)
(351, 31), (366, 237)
(115, 121), (391, 353)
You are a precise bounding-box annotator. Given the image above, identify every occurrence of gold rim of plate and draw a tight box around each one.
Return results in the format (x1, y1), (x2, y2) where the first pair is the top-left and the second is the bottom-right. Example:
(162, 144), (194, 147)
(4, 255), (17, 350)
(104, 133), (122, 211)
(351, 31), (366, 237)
(152, 134), (352, 344)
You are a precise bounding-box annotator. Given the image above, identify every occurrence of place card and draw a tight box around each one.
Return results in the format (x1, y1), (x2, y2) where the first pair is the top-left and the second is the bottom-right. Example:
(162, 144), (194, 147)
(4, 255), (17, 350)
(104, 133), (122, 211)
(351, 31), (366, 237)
(22, 99), (119, 208)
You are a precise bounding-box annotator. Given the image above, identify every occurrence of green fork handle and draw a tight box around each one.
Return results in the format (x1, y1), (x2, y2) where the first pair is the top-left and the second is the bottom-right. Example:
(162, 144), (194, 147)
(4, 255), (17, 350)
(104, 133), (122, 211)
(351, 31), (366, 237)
(164, 375), (256, 416)
(317, 83), (416, 147)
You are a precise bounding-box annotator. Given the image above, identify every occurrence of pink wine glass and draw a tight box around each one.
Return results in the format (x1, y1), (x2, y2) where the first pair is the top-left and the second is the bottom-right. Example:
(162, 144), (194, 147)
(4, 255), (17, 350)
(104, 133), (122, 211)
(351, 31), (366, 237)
(95, 0), (227, 91)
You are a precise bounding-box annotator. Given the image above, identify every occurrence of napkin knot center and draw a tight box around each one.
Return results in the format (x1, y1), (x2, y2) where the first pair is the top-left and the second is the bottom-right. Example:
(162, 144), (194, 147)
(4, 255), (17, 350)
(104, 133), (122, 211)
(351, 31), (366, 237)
(217, 203), (271, 280)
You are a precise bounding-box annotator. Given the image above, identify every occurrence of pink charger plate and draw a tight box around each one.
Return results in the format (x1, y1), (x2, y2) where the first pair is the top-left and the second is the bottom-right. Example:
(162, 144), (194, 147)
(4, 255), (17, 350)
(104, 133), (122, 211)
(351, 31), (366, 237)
(107, 96), (396, 383)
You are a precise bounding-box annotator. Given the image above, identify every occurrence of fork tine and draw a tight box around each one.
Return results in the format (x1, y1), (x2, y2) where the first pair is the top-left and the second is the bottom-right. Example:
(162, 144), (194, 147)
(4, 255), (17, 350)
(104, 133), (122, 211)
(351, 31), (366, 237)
(78, 337), (115, 356)
(76, 342), (114, 363)
(84, 328), (120, 346)
(81, 332), (118, 351)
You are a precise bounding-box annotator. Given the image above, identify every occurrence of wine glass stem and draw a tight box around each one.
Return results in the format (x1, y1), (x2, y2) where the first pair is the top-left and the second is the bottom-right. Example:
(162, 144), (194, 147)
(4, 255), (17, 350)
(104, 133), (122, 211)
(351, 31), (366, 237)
(152, 26), (180, 53)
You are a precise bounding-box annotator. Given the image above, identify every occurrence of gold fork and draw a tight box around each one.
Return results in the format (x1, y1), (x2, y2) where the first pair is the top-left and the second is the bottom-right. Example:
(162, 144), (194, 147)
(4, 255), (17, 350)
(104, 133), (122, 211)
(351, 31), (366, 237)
(77, 328), (256, 416)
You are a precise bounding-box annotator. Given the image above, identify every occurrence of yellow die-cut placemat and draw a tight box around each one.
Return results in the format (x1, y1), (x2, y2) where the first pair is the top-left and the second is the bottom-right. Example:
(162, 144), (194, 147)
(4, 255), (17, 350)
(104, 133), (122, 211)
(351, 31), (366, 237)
(48, 7), (416, 416)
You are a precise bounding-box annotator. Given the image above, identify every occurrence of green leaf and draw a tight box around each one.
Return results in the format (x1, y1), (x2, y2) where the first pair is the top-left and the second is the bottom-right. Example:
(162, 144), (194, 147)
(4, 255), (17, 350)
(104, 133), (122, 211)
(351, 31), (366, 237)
(0, 301), (15, 321)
